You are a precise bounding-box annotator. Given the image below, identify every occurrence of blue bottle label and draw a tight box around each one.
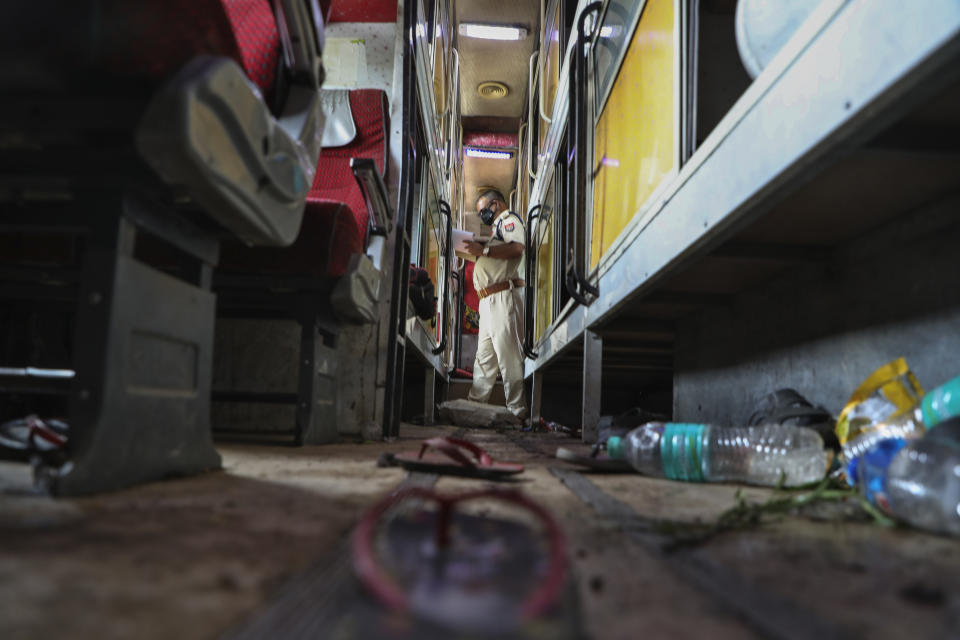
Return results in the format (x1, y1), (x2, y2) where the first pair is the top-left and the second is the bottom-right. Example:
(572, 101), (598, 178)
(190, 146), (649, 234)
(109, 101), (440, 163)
(851, 437), (907, 508)
(661, 423), (707, 482)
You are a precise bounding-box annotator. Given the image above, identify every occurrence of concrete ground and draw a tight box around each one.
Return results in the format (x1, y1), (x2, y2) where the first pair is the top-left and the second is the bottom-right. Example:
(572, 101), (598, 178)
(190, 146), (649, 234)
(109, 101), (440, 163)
(1, 424), (959, 639)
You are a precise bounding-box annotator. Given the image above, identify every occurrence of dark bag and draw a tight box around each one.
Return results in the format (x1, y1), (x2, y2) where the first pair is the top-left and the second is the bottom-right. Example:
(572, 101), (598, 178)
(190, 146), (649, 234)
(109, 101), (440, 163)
(408, 265), (436, 323)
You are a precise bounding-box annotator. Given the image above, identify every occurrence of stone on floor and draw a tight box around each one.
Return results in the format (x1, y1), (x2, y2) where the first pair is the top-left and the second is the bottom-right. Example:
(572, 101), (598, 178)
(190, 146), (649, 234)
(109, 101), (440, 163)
(437, 398), (519, 429)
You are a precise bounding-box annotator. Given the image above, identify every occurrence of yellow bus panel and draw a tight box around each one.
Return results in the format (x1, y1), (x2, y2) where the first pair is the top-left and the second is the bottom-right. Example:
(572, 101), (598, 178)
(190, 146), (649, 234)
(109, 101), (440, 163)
(535, 185), (556, 341)
(535, 219), (553, 341)
(591, 0), (676, 269)
(540, 4), (562, 150)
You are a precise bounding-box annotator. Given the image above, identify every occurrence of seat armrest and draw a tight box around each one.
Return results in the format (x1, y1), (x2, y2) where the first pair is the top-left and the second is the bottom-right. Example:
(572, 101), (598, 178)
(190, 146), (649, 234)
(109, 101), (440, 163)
(136, 57), (322, 247)
(350, 157), (392, 238)
(135, 0), (327, 248)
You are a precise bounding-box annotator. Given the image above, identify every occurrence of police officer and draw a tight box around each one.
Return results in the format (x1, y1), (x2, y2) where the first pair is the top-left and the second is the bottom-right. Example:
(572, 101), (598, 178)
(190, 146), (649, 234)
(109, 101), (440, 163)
(463, 189), (527, 420)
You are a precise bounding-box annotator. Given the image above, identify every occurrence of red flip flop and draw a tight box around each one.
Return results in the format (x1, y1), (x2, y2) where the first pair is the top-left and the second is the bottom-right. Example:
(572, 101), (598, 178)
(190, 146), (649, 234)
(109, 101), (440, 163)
(392, 437), (524, 478)
(352, 486), (567, 631)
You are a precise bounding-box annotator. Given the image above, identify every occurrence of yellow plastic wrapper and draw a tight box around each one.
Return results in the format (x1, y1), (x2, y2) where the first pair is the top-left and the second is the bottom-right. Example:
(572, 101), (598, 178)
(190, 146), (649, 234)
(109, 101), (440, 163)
(835, 357), (925, 455)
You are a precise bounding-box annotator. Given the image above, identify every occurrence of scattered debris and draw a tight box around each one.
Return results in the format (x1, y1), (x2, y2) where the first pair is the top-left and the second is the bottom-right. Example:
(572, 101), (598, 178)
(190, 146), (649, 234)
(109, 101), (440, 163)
(656, 477), (895, 551)
(523, 417), (577, 435)
(840, 360), (960, 536)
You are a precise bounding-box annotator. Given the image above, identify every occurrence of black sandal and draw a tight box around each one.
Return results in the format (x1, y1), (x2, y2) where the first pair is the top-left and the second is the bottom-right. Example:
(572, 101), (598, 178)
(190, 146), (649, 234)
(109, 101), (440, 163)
(748, 389), (838, 450)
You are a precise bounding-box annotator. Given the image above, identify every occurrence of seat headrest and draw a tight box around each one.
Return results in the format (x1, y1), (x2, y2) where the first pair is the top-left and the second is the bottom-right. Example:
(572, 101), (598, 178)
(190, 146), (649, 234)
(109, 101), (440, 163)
(319, 89), (358, 148)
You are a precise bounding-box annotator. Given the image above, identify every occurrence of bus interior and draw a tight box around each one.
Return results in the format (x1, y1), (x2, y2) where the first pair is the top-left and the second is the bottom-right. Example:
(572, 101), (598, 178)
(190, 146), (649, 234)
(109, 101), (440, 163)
(2, 0), (960, 637)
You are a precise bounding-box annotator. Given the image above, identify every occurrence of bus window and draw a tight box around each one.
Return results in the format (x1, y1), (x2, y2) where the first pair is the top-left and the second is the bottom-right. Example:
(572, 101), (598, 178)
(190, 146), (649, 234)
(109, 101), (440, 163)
(539, 0), (562, 150)
(417, 162), (444, 341)
(590, 0), (678, 269)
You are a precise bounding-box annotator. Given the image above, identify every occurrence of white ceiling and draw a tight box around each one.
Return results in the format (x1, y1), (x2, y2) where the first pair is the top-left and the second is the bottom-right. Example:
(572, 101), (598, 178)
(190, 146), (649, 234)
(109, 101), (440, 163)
(454, 0), (540, 120)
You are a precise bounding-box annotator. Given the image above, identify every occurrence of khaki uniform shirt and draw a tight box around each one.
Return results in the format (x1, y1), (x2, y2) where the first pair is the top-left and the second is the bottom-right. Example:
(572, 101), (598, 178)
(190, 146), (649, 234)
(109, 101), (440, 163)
(472, 209), (525, 291)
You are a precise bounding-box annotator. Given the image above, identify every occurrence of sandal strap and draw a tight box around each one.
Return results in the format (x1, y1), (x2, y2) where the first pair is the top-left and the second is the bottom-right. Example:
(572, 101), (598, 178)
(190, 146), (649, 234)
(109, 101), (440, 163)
(352, 486), (568, 621)
(29, 417), (67, 448)
(417, 437), (494, 468)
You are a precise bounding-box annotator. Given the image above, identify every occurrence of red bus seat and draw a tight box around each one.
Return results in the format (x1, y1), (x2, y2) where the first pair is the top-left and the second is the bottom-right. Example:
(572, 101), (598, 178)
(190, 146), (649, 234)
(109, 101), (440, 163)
(219, 89), (390, 278)
(463, 261), (481, 335)
(212, 88), (390, 445)
(0, 0), (326, 494)
(94, 0), (280, 97)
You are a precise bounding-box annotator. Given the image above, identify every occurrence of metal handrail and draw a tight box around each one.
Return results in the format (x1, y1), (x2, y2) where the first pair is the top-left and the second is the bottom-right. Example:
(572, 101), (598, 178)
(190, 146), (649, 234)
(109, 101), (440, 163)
(350, 157), (391, 236)
(447, 49), (461, 178)
(523, 204), (542, 359)
(517, 121), (528, 199)
(452, 268), (464, 370)
(564, 2), (602, 307)
(537, 50), (552, 125)
(432, 199), (453, 355)
(527, 52), (539, 178)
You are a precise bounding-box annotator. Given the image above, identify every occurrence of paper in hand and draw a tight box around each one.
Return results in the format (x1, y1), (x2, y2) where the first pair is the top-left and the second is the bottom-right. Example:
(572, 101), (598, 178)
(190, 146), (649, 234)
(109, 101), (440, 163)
(452, 229), (488, 262)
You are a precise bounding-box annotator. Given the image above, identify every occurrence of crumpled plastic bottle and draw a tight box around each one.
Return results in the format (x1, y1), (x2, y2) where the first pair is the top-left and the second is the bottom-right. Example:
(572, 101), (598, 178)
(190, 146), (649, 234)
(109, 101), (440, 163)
(851, 419), (960, 537)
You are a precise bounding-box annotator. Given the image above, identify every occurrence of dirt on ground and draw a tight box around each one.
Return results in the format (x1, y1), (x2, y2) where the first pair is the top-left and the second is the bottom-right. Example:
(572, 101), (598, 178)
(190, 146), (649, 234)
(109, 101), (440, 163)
(0, 426), (448, 639)
(2, 424), (959, 640)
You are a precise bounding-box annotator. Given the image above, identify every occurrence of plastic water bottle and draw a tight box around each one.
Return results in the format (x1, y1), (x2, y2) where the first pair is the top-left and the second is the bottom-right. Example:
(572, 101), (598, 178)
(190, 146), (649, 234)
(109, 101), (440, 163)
(606, 422), (828, 487)
(853, 425), (960, 536)
(842, 374), (960, 464)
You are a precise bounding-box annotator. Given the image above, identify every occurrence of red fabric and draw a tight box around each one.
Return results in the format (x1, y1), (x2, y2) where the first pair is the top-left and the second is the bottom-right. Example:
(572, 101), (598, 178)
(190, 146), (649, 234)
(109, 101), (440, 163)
(221, 0), (281, 92)
(97, 0), (279, 93)
(220, 90), (388, 279)
(218, 202), (359, 278)
(328, 0), (397, 22)
(305, 89), (389, 274)
(463, 132), (519, 149)
(462, 262), (480, 335)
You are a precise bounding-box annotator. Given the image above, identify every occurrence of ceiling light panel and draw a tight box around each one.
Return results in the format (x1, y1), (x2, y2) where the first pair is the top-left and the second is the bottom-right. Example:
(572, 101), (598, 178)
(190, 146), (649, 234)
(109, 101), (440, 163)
(465, 147), (514, 159)
(459, 23), (529, 40)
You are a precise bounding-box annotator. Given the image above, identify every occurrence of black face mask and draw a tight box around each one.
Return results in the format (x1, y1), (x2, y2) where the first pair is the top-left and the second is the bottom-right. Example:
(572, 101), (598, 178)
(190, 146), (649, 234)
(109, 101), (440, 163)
(479, 203), (498, 226)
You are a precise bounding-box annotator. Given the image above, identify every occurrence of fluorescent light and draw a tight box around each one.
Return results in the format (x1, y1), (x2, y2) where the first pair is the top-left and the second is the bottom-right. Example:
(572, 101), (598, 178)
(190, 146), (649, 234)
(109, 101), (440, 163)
(0, 367), (75, 378)
(459, 23), (528, 41)
(465, 148), (514, 160)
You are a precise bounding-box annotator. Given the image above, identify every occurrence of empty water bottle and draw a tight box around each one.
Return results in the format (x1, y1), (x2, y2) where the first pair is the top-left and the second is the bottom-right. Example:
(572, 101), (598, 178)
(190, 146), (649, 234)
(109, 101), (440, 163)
(853, 425), (960, 537)
(606, 422), (828, 487)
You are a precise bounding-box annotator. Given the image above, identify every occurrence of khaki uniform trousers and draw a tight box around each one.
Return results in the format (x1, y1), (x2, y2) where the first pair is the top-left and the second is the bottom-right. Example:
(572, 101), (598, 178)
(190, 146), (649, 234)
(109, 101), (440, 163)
(468, 287), (527, 417)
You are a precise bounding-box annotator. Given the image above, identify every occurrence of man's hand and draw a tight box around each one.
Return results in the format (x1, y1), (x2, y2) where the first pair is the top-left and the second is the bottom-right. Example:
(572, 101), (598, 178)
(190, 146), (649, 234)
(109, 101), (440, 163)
(464, 241), (485, 257)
